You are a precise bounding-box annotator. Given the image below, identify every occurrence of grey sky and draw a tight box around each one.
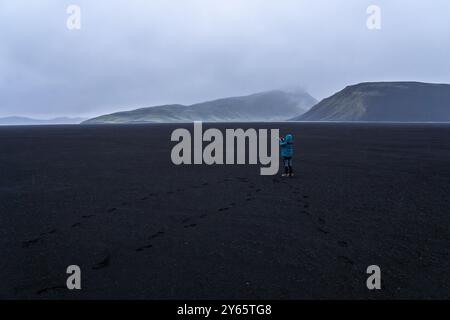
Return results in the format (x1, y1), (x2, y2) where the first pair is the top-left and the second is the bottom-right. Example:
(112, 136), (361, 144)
(1, 0), (449, 118)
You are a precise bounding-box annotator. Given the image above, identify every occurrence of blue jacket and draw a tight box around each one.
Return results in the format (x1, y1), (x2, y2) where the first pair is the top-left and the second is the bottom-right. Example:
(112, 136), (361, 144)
(280, 134), (294, 158)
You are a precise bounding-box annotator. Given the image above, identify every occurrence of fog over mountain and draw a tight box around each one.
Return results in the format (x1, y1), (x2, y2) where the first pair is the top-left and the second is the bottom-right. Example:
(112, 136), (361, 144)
(84, 89), (316, 123)
(0, 116), (86, 125)
(1, 1), (450, 119)
(292, 82), (450, 122)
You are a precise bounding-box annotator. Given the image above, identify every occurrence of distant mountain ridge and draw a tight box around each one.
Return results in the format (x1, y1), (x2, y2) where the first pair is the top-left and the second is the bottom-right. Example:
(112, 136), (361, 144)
(83, 89), (317, 124)
(0, 116), (86, 125)
(292, 82), (450, 122)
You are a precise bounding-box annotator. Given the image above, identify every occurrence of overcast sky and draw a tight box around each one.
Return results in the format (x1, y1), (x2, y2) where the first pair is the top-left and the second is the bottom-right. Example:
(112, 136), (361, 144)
(1, 0), (449, 118)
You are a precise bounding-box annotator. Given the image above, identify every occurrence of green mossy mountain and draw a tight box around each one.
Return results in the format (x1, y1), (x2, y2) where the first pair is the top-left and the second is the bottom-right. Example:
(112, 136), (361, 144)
(292, 82), (450, 122)
(83, 89), (317, 124)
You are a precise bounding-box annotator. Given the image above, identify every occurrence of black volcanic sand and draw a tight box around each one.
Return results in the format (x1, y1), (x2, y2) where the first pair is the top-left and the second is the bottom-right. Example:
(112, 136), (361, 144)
(1, 123), (450, 299)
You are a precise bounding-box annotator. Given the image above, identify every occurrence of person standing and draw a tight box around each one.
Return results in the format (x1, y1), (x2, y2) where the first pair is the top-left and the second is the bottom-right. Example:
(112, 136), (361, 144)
(280, 134), (294, 177)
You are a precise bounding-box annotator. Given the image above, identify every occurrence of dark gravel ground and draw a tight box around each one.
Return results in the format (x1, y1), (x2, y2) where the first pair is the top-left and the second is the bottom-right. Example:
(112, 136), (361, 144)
(1, 122), (449, 299)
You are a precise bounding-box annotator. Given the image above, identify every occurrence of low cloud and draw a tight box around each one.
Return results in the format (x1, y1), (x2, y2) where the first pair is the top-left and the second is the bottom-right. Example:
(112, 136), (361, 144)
(1, 0), (449, 118)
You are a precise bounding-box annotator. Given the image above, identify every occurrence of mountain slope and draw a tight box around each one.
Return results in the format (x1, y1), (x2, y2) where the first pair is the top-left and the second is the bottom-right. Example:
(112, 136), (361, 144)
(83, 89), (317, 124)
(292, 82), (450, 122)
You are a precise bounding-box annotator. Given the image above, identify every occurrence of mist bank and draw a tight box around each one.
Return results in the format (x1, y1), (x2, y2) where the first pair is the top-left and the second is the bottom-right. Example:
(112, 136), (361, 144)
(0, 116), (86, 125)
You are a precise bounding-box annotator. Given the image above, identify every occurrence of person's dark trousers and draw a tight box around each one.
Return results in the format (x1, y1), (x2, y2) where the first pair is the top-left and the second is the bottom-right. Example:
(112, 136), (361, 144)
(283, 157), (292, 175)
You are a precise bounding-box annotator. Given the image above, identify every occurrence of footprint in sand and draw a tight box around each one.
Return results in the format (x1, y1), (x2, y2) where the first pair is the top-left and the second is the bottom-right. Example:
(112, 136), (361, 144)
(181, 217), (191, 224)
(338, 255), (354, 265)
(36, 285), (66, 295)
(317, 227), (330, 234)
(136, 244), (153, 252)
(22, 238), (41, 248)
(136, 231), (165, 252)
(23, 228), (60, 248)
(149, 231), (165, 239)
(39, 228), (57, 236)
(338, 241), (348, 248)
(92, 254), (111, 270)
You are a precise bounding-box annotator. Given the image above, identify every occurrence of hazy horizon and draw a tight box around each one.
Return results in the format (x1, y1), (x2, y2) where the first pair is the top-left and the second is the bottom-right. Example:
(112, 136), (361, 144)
(1, 0), (450, 118)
